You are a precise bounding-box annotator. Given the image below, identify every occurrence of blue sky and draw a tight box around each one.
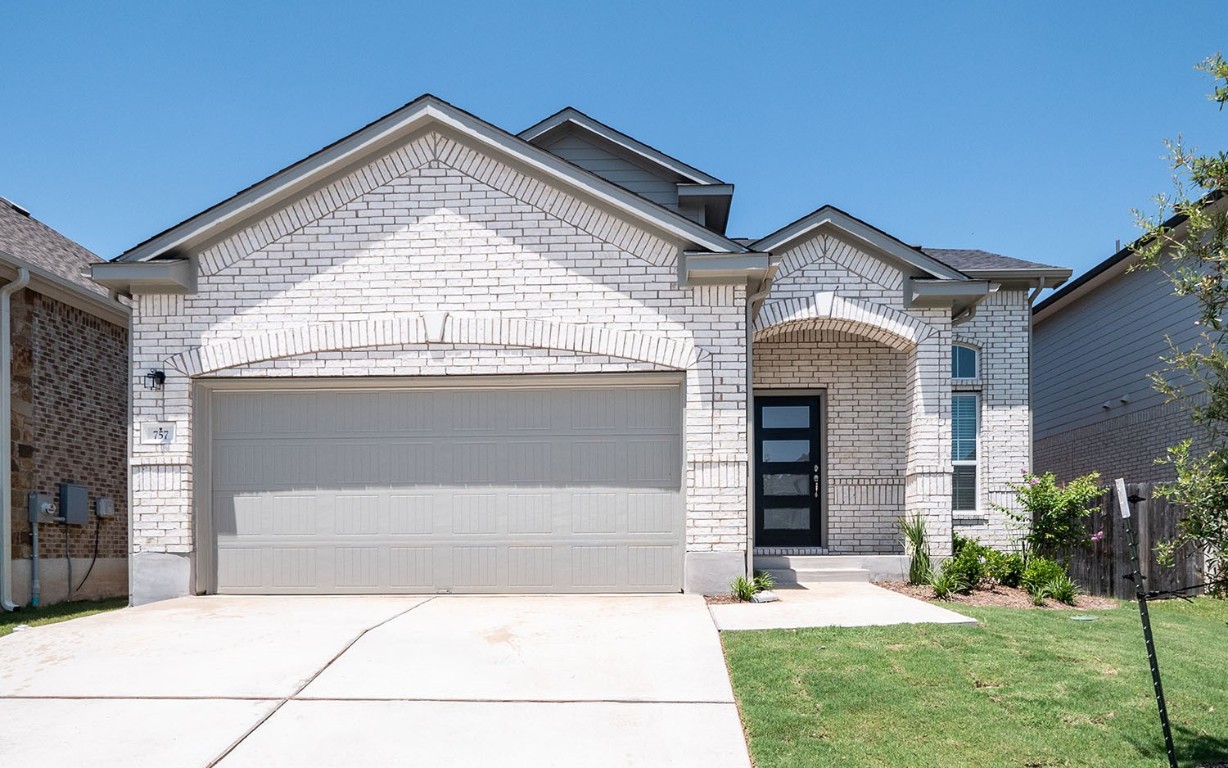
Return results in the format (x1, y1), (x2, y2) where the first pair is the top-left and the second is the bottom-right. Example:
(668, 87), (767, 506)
(2, 1), (1225, 287)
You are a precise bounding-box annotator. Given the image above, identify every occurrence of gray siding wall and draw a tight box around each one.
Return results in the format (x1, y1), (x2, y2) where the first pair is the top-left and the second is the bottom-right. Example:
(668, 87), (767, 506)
(541, 132), (680, 209)
(1033, 261), (1206, 482)
(1033, 263), (1202, 440)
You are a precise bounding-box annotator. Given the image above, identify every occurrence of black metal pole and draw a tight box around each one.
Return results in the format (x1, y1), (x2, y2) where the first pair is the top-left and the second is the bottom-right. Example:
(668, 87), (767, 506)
(1115, 478), (1177, 768)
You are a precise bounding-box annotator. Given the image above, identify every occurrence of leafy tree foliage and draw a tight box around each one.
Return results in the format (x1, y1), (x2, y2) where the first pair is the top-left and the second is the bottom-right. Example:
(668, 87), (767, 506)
(1134, 53), (1228, 593)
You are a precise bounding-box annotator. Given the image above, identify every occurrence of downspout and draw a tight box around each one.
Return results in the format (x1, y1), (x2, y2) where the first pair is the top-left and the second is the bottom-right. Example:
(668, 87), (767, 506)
(745, 268), (775, 577)
(1026, 278), (1046, 475)
(1, 267), (30, 611)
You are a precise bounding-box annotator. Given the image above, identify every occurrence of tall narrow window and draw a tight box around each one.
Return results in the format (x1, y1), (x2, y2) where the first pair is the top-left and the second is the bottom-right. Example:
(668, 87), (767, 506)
(951, 394), (978, 510)
(952, 344), (978, 379)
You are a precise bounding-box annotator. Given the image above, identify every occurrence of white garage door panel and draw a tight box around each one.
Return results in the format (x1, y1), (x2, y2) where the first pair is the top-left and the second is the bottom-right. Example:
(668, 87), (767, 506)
(210, 383), (684, 594)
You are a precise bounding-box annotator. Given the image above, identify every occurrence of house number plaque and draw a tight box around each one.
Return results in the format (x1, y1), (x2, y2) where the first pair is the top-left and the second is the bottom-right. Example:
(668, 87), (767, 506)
(141, 422), (176, 445)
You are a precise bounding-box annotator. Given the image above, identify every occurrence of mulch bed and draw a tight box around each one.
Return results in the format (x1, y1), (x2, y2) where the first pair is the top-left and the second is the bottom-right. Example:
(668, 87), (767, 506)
(704, 594), (743, 605)
(877, 580), (1119, 610)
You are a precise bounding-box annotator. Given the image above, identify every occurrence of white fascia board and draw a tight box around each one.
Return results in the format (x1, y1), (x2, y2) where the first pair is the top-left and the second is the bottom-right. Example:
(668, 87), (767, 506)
(682, 251), (770, 285)
(960, 267), (1073, 283)
(519, 108), (723, 185)
(907, 278), (993, 307)
(90, 259), (196, 295)
(753, 207), (968, 281)
(119, 100), (745, 263)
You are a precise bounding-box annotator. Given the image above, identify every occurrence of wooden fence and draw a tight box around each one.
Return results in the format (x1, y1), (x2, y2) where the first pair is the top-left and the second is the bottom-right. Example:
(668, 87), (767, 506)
(1063, 482), (1203, 599)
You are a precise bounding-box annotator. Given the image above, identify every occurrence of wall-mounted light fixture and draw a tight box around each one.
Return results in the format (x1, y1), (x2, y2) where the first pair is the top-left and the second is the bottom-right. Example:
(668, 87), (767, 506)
(144, 370), (166, 391)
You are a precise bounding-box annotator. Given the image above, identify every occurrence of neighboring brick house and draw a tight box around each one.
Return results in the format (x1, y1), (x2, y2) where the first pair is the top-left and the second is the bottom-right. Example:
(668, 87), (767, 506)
(1033, 196), (1226, 484)
(92, 96), (1069, 604)
(0, 198), (129, 608)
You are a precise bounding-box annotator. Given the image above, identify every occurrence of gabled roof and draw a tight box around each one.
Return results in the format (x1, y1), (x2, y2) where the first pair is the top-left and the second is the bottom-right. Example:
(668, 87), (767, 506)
(752, 205), (970, 281)
(0, 198), (127, 324)
(1033, 192), (1225, 322)
(519, 107), (723, 185)
(116, 95), (748, 263)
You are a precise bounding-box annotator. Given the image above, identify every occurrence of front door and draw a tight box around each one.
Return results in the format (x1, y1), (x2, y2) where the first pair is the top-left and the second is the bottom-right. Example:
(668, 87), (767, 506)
(754, 395), (823, 547)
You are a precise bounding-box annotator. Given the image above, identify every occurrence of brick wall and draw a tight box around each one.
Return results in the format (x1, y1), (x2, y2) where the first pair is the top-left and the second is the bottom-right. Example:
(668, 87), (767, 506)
(755, 234), (956, 555)
(129, 130), (749, 596)
(750, 235), (1034, 554)
(1034, 396), (1206, 485)
(9, 290), (128, 601)
(952, 289), (1032, 548)
(755, 328), (907, 553)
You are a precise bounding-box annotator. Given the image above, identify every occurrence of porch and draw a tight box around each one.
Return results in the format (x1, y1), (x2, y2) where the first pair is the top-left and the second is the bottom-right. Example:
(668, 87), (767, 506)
(749, 292), (955, 565)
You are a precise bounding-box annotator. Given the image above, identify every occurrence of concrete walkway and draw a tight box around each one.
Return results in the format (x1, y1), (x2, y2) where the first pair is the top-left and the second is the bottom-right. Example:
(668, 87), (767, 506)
(708, 582), (979, 631)
(0, 595), (750, 767)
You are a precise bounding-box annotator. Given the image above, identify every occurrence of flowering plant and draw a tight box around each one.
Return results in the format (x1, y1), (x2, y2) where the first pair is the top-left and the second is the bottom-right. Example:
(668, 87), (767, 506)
(1005, 471), (1104, 558)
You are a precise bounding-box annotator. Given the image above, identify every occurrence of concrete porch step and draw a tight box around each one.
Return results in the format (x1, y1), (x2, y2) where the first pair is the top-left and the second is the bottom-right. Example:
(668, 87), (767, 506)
(753, 555), (908, 583)
(763, 567), (870, 584)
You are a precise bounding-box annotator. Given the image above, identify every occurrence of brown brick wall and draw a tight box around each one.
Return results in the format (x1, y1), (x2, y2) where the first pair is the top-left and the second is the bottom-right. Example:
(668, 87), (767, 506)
(10, 290), (127, 564)
(1033, 396), (1209, 485)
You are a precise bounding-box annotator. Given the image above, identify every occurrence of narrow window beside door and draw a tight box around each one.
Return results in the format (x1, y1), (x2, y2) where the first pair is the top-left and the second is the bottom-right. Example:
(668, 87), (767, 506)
(951, 393), (978, 511)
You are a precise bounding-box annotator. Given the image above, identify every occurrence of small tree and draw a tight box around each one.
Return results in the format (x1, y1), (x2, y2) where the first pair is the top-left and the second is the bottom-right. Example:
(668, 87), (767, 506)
(1133, 53), (1228, 593)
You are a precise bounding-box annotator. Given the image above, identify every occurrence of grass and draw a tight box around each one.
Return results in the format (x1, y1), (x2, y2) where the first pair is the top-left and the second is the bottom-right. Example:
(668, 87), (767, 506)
(0, 598), (127, 639)
(722, 598), (1228, 767)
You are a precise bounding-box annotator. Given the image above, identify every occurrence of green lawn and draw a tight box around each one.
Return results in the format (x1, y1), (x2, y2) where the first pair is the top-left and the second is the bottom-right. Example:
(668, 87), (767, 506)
(723, 598), (1228, 768)
(0, 598), (127, 639)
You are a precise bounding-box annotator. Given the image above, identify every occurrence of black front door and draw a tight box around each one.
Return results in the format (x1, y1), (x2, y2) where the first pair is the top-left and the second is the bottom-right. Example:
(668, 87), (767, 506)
(754, 395), (823, 547)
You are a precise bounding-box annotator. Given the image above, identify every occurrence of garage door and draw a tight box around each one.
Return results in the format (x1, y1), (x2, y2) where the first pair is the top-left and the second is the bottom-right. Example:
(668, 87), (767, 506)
(208, 379), (683, 594)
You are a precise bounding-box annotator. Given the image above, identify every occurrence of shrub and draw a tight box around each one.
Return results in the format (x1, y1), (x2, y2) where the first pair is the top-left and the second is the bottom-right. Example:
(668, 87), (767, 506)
(752, 570), (776, 593)
(1006, 472), (1103, 557)
(900, 515), (931, 585)
(930, 565), (969, 600)
(984, 550), (1025, 588)
(1022, 556), (1068, 598)
(1035, 573), (1081, 606)
(944, 540), (987, 591)
(731, 576), (756, 602)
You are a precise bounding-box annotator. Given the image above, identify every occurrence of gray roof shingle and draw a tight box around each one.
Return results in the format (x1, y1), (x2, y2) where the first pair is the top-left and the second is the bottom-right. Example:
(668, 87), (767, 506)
(0, 198), (108, 298)
(921, 248), (1063, 273)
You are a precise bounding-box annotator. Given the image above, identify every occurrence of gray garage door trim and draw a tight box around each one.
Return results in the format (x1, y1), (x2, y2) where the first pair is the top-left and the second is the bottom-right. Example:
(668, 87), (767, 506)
(193, 374), (685, 595)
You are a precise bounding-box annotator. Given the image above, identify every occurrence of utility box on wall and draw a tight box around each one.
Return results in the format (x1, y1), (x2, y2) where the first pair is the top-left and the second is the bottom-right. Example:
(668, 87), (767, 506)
(59, 483), (89, 525)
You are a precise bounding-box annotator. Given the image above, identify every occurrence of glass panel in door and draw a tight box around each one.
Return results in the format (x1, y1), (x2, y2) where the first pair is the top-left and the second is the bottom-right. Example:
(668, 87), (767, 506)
(755, 395), (823, 547)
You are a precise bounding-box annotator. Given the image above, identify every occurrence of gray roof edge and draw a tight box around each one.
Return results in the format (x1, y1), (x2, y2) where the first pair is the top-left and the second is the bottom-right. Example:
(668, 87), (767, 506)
(119, 96), (747, 263)
(1033, 192), (1226, 321)
(752, 206), (969, 281)
(0, 250), (128, 325)
(519, 107), (724, 185)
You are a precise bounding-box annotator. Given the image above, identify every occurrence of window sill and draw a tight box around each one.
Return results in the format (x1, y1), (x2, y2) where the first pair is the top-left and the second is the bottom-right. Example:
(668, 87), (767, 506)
(952, 378), (982, 390)
(953, 513), (989, 526)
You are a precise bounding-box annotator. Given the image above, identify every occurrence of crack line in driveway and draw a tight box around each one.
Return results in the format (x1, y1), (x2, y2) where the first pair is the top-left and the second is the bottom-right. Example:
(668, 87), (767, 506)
(205, 597), (435, 768)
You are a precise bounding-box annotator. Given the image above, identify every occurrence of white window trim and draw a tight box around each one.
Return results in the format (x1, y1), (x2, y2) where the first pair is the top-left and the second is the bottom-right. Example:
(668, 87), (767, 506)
(952, 342), (979, 381)
(952, 392), (980, 513)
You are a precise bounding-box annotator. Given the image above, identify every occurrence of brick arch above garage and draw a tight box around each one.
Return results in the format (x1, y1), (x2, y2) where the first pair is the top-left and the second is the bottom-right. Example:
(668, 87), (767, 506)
(753, 292), (937, 352)
(164, 314), (703, 376)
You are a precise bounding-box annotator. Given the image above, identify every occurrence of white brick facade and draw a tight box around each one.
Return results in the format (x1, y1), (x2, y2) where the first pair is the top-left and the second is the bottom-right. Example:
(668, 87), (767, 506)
(130, 132), (748, 597)
(113, 101), (1047, 600)
(751, 236), (1032, 556)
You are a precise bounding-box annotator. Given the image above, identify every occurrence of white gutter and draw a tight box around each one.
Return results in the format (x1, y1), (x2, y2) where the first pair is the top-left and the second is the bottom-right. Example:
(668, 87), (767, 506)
(1026, 277), (1046, 476)
(1, 267), (30, 611)
(744, 267), (777, 577)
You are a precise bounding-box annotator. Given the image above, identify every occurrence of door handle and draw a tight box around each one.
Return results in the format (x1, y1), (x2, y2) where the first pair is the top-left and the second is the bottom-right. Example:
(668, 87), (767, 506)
(813, 464), (820, 498)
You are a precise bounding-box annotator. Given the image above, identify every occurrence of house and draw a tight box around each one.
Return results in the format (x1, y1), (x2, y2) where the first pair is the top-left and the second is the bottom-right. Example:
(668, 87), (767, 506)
(1032, 196), (1226, 484)
(0, 198), (129, 609)
(90, 96), (1070, 604)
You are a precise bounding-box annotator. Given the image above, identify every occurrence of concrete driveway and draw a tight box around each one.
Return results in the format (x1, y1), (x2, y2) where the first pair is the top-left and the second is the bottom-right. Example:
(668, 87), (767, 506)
(0, 595), (750, 767)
